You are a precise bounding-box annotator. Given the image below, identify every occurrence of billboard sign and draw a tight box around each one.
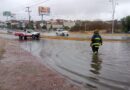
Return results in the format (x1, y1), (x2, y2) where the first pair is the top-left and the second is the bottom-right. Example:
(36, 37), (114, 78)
(3, 11), (11, 16)
(38, 6), (50, 15)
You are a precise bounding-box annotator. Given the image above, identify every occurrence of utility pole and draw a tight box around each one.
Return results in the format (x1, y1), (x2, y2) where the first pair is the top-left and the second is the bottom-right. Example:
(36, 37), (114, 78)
(41, 14), (44, 24)
(112, 0), (115, 34)
(85, 23), (86, 32)
(26, 7), (31, 26)
(110, 0), (117, 34)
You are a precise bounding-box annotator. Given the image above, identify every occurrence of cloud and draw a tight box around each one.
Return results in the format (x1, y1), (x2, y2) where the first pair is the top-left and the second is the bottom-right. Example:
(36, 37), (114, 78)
(42, 0), (112, 20)
(0, 0), (130, 20)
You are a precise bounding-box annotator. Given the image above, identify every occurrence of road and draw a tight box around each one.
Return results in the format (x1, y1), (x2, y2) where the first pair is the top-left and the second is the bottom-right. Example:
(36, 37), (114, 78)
(0, 33), (130, 90)
(1, 29), (130, 40)
(20, 39), (130, 90)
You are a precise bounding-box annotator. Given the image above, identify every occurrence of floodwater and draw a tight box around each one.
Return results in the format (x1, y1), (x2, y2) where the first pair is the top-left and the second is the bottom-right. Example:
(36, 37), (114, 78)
(20, 39), (130, 90)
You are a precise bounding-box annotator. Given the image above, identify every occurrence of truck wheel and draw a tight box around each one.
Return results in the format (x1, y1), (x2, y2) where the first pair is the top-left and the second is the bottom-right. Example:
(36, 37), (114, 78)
(62, 33), (65, 36)
(19, 36), (23, 40)
(24, 36), (27, 40)
(66, 34), (69, 36)
(32, 35), (35, 40)
(38, 34), (40, 40)
(36, 34), (40, 40)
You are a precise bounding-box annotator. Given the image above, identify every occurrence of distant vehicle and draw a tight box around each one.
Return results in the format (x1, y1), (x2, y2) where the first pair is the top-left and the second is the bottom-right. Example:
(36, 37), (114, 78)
(7, 30), (14, 34)
(56, 29), (69, 36)
(14, 30), (40, 40)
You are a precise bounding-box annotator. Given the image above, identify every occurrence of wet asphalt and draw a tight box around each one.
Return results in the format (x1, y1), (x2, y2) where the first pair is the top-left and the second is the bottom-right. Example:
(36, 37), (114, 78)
(20, 39), (130, 90)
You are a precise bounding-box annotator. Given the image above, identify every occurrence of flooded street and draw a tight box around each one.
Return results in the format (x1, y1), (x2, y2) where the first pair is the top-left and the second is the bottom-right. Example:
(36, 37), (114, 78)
(20, 39), (130, 90)
(1, 0), (130, 89)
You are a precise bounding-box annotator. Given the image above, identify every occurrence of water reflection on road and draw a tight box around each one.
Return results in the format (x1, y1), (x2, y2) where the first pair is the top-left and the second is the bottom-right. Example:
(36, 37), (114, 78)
(20, 40), (130, 90)
(90, 54), (102, 75)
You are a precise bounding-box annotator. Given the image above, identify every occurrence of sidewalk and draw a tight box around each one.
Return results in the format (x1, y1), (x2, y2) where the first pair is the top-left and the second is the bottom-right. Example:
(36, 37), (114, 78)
(0, 39), (81, 90)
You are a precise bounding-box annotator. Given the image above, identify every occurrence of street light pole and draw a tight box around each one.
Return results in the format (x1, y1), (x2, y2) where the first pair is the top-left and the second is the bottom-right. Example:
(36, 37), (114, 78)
(110, 0), (117, 34)
(112, 0), (115, 34)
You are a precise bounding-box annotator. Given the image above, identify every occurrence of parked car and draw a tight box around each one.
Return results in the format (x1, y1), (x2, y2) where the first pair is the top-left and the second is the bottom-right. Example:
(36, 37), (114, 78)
(14, 30), (40, 40)
(56, 29), (69, 36)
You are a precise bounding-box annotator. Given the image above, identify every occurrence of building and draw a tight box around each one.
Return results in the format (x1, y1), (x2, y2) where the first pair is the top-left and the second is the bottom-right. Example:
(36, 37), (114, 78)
(0, 21), (6, 28)
(63, 20), (75, 28)
(46, 19), (75, 30)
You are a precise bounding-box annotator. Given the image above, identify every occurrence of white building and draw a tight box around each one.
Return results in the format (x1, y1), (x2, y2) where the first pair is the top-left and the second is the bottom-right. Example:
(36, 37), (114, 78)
(46, 19), (75, 30)
(47, 20), (63, 30)
(0, 21), (6, 28)
(63, 21), (75, 28)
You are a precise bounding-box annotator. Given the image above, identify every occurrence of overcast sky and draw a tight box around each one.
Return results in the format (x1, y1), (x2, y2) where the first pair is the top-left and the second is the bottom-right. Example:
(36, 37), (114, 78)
(0, 0), (130, 21)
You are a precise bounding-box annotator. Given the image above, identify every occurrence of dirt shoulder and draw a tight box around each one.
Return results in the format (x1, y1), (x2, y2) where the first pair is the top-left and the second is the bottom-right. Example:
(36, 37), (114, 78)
(70, 32), (130, 36)
(0, 39), (6, 59)
(41, 36), (130, 42)
(0, 39), (82, 90)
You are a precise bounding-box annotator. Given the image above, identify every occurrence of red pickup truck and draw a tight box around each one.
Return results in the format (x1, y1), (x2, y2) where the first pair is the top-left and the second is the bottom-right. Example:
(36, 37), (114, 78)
(14, 30), (40, 40)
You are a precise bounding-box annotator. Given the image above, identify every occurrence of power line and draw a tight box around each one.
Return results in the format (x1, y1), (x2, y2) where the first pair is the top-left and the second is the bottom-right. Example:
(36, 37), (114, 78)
(0, 0), (51, 20)
(13, 0), (46, 11)
(13, 0), (50, 12)
(29, 0), (50, 7)
(0, 0), (50, 14)
(25, 0), (50, 21)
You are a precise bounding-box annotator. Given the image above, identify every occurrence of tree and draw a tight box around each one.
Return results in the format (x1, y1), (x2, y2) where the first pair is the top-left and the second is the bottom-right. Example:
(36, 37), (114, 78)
(29, 21), (34, 29)
(121, 16), (130, 33)
(6, 22), (11, 29)
(42, 25), (47, 29)
(63, 26), (70, 30)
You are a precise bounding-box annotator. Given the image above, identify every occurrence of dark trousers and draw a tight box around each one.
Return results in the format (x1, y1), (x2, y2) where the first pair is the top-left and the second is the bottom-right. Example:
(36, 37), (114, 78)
(92, 45), (99, 53)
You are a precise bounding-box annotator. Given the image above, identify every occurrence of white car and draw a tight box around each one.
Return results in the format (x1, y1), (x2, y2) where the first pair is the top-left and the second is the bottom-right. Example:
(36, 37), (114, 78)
(56, 29), (69, 36)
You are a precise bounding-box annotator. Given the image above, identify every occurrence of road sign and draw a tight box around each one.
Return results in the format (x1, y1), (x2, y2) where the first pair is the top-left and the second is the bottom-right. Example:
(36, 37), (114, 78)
(3, 11), (11, 16)
(38, 6), (50, 15)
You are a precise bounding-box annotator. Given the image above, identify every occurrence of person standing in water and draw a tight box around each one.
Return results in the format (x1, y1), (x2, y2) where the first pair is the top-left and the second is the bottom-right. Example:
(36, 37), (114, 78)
(90, 30), (103, 54)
